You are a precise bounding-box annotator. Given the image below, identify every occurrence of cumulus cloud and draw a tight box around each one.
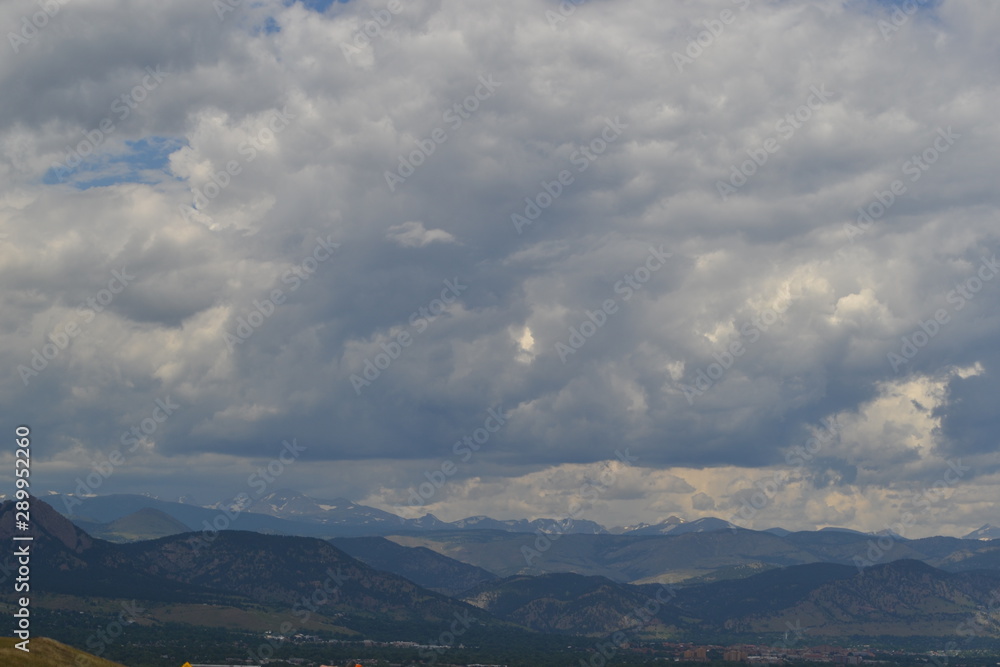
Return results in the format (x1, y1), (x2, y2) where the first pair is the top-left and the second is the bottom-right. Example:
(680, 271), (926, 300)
(691, 492), (716, 512)
(385, 220), (457, 247)
(1, 0), (998, 535)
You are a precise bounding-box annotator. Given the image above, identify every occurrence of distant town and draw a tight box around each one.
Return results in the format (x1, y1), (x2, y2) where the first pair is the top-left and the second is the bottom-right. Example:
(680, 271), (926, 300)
(175, 633), (1000, 667)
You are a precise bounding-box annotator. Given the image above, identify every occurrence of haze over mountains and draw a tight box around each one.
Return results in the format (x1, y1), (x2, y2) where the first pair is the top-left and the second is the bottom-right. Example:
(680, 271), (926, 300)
(19, 483), (996, 544)
(36, 488), (999, 545)
(41, 488), (742, 539)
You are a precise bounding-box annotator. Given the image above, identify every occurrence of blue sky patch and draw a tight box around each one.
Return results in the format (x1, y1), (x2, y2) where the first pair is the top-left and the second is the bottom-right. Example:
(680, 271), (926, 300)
(44, 136), (186, 190)
(285, 0), (350, 13)
(253, 16), (282, 34)
(858, 0), (942, 14)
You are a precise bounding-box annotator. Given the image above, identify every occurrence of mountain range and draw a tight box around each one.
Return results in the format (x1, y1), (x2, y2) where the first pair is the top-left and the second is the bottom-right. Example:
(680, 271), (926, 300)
(965, 523), (1000, 540)
(457, 562), (1000, 638)
(384, 525), (1000, 584)
(44, 488), (716, 537)
(38, 490), (1000, 587)
(3, 497), (999, 648)
(40, 488), (997, 542)
(0, 497), (496, 639)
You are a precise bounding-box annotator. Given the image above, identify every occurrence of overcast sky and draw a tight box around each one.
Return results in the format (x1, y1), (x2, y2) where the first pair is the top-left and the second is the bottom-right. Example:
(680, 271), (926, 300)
(2, 0), (999, 537)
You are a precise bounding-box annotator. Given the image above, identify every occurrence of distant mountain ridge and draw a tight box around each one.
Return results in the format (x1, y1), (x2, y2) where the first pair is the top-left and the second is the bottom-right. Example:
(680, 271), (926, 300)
(243, 489), (405, 527)
(450, 515), (608, 534)
(49, 490), (619, 538)
(44, 490), (1000, 592)
(609, 516), (737, 535)
(964, 524), (1000, 540)
(388, 526), (1000, 585)
(37, 489), (998, 542)
(54, 489), (734, 539)
(4, 497), (1000, 647)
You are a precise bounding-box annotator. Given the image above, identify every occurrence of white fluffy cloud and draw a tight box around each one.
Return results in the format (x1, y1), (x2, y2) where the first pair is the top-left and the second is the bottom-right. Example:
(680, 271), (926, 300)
(386, 221), (457, 247)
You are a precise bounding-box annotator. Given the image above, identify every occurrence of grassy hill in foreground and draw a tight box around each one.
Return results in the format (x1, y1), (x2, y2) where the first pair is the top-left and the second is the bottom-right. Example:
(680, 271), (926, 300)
(0, 636), (126, 666)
